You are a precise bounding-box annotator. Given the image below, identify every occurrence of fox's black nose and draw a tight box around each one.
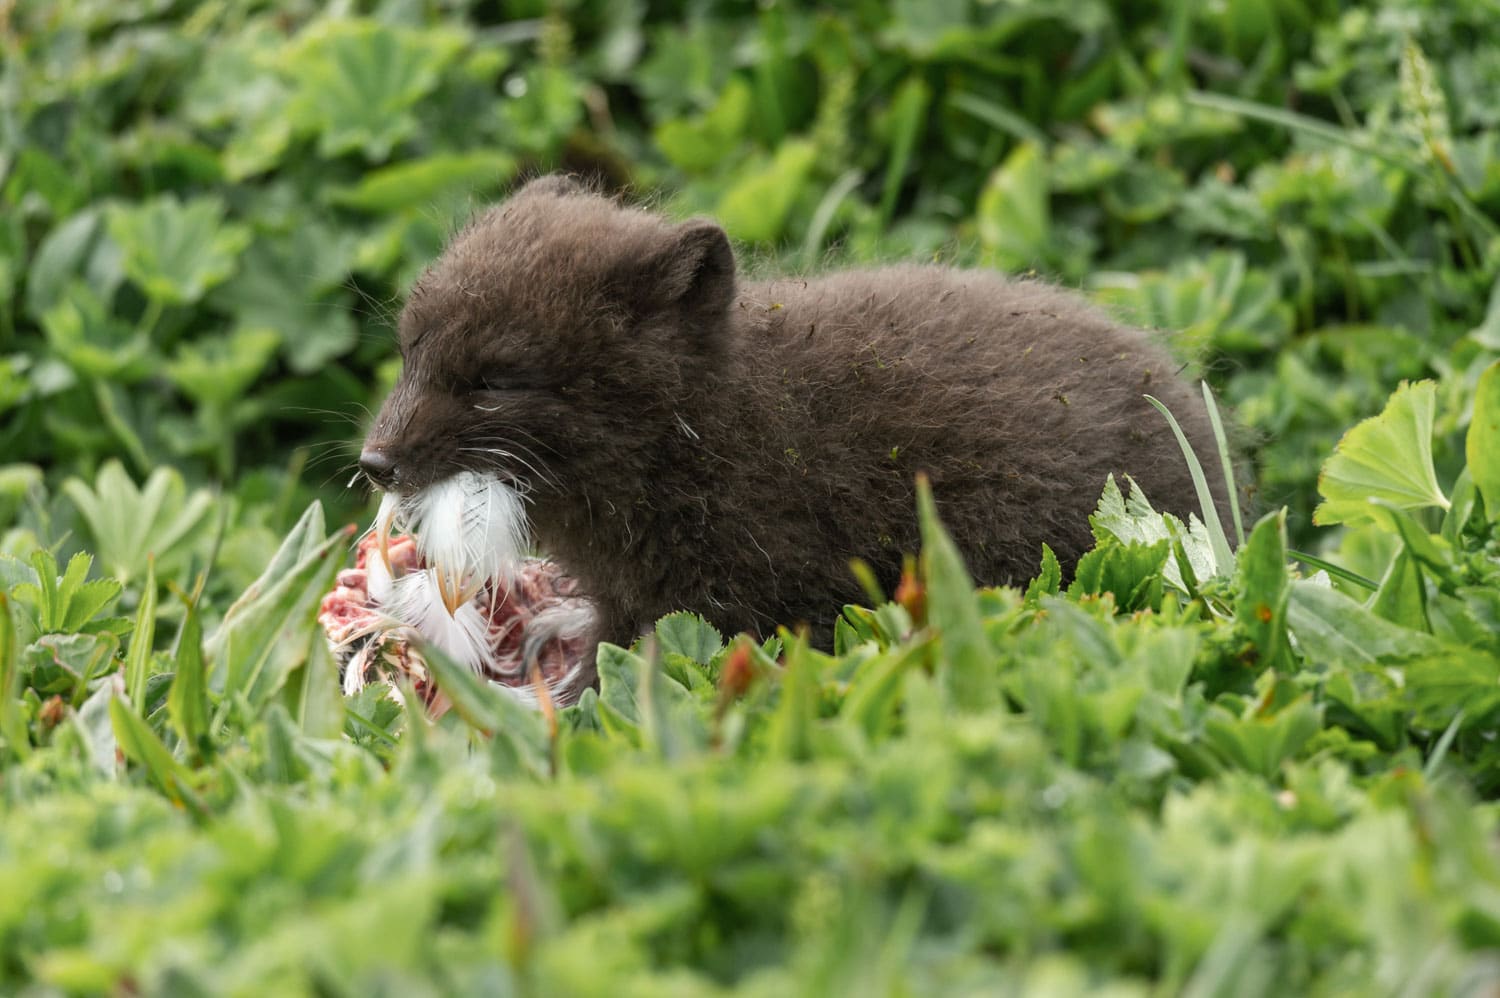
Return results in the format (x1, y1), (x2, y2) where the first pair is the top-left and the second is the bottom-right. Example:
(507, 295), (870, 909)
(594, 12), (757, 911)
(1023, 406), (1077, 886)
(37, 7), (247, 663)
(359, 448), (398, 489)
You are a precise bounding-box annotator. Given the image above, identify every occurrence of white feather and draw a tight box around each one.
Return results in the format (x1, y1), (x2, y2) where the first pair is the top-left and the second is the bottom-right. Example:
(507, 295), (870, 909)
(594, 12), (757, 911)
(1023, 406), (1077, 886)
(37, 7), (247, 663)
(389, 472), (529, 596)
(365, 548), (393, 605)
(384, 569), (496, 670)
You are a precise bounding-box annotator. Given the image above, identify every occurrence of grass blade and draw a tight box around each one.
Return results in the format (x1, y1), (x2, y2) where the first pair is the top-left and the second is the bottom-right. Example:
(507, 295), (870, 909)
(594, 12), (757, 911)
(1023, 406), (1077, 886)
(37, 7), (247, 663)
(1201, 382), (1244, 546)
(800, 168), (862, 269)
(0, 594), (29, 761)
(1145, 395), (1235, 575)
(124, 556), (157, 713)
(1287, 550), (1379, 591)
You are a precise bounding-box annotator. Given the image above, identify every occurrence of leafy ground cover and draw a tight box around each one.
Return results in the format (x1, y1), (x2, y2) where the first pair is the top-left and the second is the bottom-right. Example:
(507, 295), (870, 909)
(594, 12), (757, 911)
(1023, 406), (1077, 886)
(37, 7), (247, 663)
(3, 372), (1500, 993)
(3, 0), (1500, 993)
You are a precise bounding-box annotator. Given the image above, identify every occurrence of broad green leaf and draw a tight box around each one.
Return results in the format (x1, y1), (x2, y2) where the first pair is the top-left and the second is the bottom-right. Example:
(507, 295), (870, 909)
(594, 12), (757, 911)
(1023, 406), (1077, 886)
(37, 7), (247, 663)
(181, 22), (295, 179)
(1202, 696), (1321, 779)
(62, 461), (216, 585)
(326, 151), (517, 212)
(1287, 580), (1441, 667)
(1068, 537), (1169, 612)
(1467, 361), (1500, 520)
(1234, 510), (1292, 671)
(1369, 548), (1429, 631)
(105, 195), (251, 306)
(26, 208), (124, 322)
(208, 523), (349, 709)
(39, 283), (153, 382)
(654, 77), (752, 172)
(977, 141), (1049, 270)
(281, 19), (466, 160)
(166, 326), (280, 404)
(716, 139), (817, 244)
(229, 501), (327, 606)
(1090, 475), (1219, 590)
(654, 612), (723, 666)
(596, 642), (644, 738)
(916, 475), (994, 707)
(636, 640), (705, 761)
(1102, 160), (1185, 224)
(288, 630), (345, 740)
(1089, 252), (1292, 356)
(1314, 381), (1448, 527)
(209, 228), (358, 374)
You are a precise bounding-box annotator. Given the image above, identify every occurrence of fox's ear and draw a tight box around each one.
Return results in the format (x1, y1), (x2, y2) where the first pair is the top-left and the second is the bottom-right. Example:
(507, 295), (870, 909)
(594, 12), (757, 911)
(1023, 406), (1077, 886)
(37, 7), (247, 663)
(515, 172), (587, 200)
(634, 219), (736, 318)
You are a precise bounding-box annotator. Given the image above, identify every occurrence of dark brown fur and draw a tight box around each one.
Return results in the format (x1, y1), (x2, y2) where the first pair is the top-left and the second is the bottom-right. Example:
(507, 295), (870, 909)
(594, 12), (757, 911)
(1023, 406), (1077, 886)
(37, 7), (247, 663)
(363, 175), (1231, 659)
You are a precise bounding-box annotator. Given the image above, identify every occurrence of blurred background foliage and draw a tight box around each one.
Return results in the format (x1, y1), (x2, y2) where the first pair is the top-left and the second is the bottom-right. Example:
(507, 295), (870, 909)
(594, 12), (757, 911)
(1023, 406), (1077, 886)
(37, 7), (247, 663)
(2, 0), (1499, 591)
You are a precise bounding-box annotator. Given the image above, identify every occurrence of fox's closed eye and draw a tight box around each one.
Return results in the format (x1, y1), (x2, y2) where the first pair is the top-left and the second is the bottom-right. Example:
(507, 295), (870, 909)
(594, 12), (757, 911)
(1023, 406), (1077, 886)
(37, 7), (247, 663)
(476, 374), (531, 392)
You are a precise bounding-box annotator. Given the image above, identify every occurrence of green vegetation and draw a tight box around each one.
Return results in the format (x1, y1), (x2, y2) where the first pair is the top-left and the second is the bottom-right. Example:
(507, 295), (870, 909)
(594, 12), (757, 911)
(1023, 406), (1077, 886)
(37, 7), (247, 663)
(3, 0), (1499, 993)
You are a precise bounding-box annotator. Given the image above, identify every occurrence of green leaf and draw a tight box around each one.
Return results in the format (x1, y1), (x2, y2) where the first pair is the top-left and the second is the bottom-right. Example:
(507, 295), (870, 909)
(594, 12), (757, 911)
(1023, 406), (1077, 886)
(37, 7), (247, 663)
(1067, 537), (1169, 612)
(977, 141), (1050, 270)
(716, 139), (817, 244)
(1234, 510), (1292, 672)
(636, 640), (705, 762)
(767, 629), (818, 761)
(12, 551), (121, 635)
(167, 589), (210, 753)
(61, 461), (216, 585)
(1467, 361), (1500, 521)
(281, 19), (466, 160)
(422, 641), (552, 779)
(1369, 548), (1429, 631)
(1024, 544), (1062, 604)
(1145, 394), (1235, 575)
(840, 639), (927, 740)
(209, 227), (358, 374)
(877, 76), (931, 226)
(166, 326), (281, 404)
(1287, 581), (1441, 667)
(0, 594), (28, 761)
(39, 282), (153, 382)
(288, 629), (345, 740)
(1314, 381), (1449, 527)
(181, 21), (295, 180)
(105, 195), (251, 306)
(1202, 696), (1321, 779)
(26, 208), (124, 323)
(327, 151), (517, 212)
(109, 695), (197, 808)
(595, 642), (644, 738)
(916, 475), (994, 708)
(654, 77), (752, 172)
(208, 518), (348, 709)
(653, 612), (724, 666)
(1090, 475), (1219, 590)
(124, 558), (157, 713)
